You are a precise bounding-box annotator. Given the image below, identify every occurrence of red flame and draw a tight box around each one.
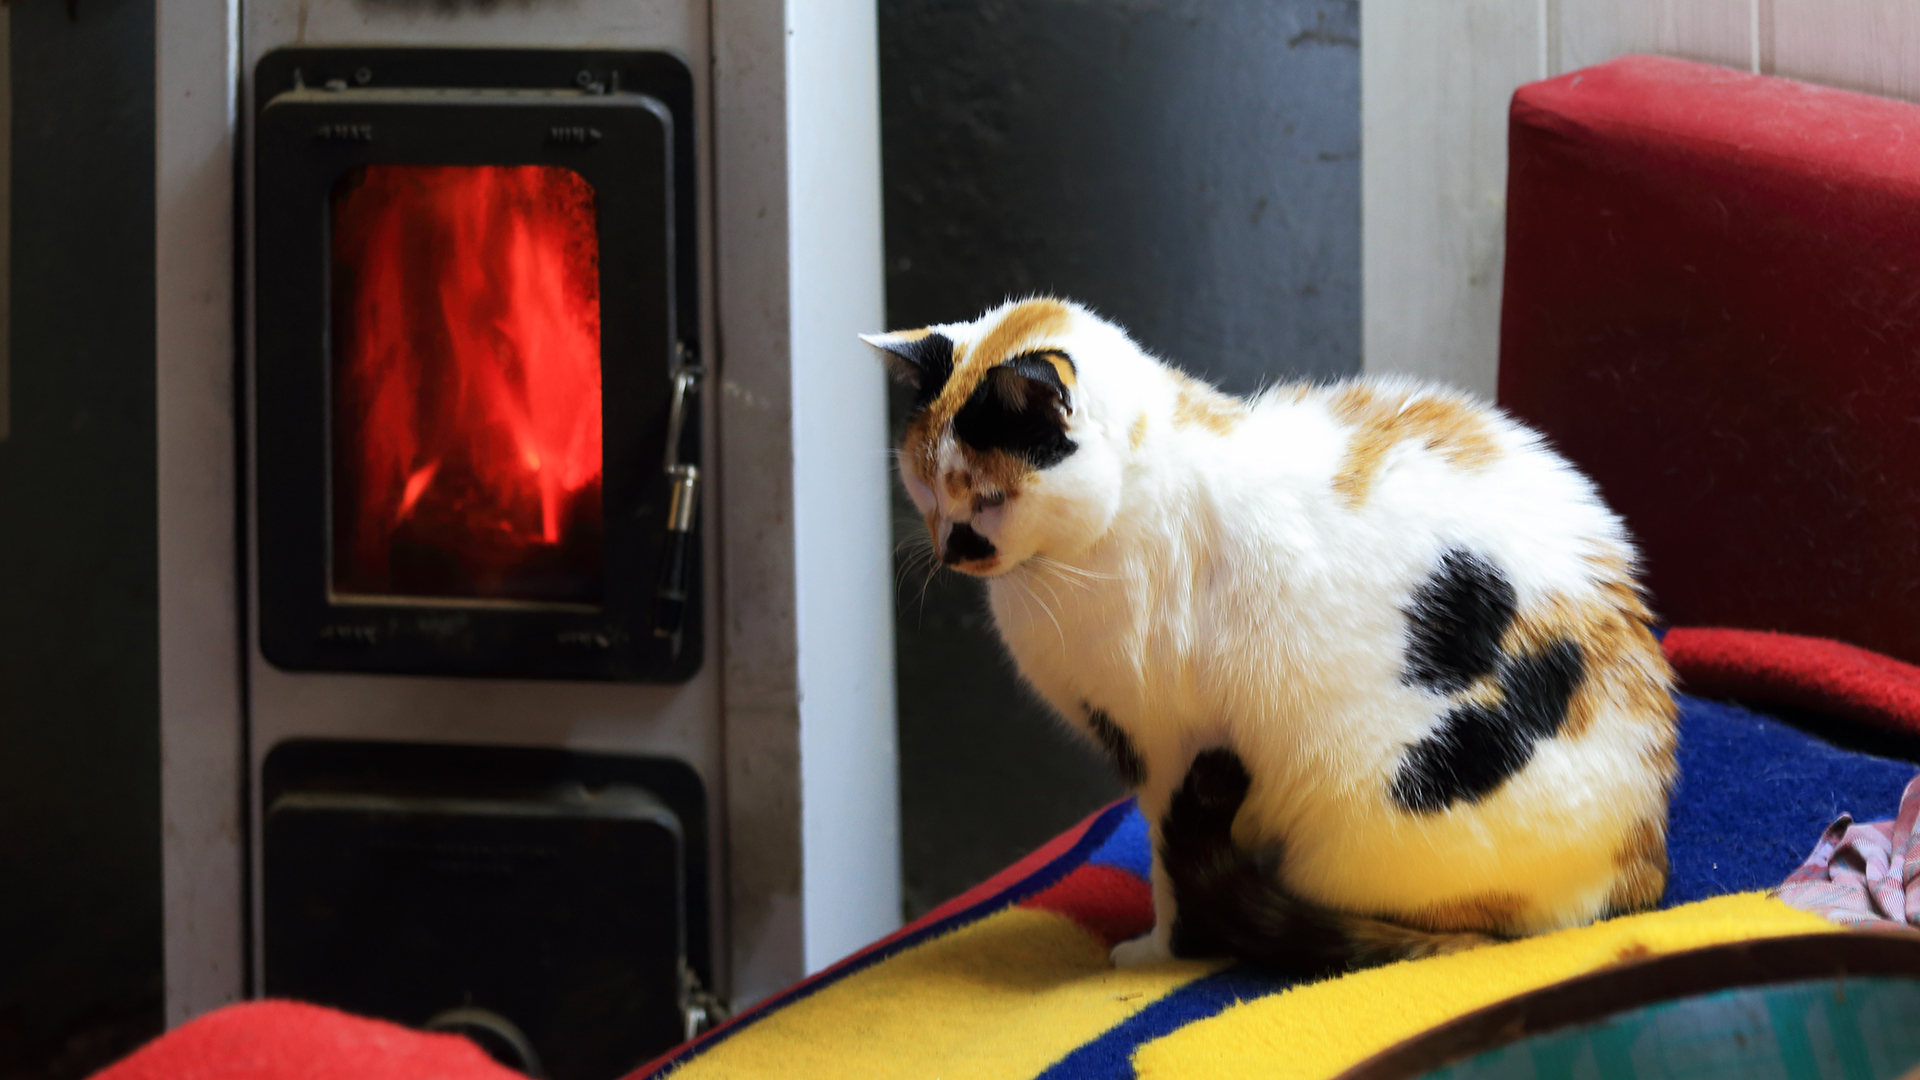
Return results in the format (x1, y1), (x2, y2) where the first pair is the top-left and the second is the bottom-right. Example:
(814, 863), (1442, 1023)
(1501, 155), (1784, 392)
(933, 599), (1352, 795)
(330, 165), (604, 604)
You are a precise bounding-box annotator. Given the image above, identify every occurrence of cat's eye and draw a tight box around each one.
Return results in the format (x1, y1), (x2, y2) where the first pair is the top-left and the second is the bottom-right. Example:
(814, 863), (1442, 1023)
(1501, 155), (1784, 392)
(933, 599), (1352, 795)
(978, 491), (1007, 509)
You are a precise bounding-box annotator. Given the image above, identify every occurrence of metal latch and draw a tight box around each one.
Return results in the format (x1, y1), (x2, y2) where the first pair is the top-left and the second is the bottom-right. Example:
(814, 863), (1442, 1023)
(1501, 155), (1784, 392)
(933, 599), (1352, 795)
(678, 963), (729, 1043)
(654, 356), (703, 645)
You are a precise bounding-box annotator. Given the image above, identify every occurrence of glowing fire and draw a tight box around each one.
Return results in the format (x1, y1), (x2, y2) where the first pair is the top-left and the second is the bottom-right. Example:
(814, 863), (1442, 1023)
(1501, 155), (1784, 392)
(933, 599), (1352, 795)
(330, 165), (604, 604)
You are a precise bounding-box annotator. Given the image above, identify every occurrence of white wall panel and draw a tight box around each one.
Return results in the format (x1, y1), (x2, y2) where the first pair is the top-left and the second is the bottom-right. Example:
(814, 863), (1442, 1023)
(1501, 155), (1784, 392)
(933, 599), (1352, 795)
(1773, 1), (1920, 101)
(1362, 0), (1541, 398)
(1363, 0), (1762, 396)
(1557, 0), (1753, 75)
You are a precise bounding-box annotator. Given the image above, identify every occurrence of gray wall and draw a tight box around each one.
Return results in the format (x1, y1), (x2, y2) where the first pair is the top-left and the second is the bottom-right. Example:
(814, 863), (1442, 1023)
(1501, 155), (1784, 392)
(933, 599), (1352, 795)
(879, 0), (1361, 918)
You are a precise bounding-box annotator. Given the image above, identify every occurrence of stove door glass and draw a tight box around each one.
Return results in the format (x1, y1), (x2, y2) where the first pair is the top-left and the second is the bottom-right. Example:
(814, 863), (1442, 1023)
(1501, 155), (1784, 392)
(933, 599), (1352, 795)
(329, 164), (604, 607)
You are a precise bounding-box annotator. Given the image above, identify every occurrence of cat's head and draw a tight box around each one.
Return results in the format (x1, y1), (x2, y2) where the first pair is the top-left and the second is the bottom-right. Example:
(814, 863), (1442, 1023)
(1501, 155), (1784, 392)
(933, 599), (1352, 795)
(865, 297), (1127, 576)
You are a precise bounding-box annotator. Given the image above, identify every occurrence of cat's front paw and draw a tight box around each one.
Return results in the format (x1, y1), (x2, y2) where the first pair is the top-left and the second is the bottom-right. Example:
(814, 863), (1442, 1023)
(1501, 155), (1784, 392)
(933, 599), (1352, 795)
(1110, 933), (1174, 968)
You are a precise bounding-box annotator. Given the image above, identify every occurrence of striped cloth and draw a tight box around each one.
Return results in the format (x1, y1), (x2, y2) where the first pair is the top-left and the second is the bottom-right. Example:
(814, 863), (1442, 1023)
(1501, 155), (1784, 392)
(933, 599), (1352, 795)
(1780, 773), (1920, 929)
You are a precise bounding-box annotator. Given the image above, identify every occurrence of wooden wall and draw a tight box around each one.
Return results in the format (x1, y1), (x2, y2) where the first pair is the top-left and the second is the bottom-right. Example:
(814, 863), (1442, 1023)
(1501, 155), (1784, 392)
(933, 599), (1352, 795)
(1362, 0), (1920, 395)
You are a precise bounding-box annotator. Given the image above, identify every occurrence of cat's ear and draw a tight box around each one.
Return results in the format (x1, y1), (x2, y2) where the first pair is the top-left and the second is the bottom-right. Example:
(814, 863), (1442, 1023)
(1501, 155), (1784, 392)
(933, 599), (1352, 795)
(987, 349), (1076, 419)
(861, 330), (955, 407)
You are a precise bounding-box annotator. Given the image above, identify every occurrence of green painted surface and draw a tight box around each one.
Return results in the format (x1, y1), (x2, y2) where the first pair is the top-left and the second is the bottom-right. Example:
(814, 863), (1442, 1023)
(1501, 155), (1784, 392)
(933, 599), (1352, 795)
(1424, 977), (1920, 1080)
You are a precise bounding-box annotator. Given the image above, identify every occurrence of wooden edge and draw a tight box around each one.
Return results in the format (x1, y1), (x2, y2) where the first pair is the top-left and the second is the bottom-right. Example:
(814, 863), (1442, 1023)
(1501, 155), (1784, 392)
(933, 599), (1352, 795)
(1334, 930), (1920, 1080)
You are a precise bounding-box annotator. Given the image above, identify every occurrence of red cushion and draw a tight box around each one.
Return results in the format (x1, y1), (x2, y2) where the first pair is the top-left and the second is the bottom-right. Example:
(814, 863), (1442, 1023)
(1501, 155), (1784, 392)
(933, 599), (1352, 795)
(91, 1000), (520, 1080)
(1498, 54), (1920, 666)
(1664, 626), (1920, 737)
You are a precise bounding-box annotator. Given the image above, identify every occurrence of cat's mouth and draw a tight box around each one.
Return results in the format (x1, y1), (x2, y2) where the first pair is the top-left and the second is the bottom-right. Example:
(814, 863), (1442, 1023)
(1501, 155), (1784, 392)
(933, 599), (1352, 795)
(944, 555), (1005, 577)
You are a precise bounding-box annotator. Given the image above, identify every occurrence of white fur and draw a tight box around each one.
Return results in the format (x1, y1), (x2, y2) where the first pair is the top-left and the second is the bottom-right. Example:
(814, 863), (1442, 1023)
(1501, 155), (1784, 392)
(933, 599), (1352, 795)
(882, 300), (1671, 965)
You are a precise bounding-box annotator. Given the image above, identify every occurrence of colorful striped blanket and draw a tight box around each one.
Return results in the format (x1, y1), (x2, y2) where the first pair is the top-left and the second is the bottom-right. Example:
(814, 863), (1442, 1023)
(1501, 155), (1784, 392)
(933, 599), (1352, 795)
(638, 630), (1920, 1080)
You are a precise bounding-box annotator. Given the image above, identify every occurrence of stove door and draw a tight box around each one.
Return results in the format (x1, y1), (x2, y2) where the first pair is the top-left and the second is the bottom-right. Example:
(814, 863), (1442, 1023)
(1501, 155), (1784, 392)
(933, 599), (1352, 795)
(253, 53), (700, 682)
(264, 785), (687, 1080)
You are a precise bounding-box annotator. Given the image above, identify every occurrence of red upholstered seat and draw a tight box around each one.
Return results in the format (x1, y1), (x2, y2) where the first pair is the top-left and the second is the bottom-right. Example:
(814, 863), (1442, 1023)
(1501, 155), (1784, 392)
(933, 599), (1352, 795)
(1499, 54), (1920, 666)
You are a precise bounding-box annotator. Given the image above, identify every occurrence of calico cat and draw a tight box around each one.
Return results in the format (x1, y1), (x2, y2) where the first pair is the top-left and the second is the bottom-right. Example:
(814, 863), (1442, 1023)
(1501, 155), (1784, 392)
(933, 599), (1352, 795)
(866, 297), (1678, 978)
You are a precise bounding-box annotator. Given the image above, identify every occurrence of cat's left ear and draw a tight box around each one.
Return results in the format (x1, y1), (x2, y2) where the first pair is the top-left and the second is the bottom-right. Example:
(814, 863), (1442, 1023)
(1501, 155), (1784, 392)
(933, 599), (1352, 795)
(861, 329), (955, 407)
(987, 349), (1076, 418)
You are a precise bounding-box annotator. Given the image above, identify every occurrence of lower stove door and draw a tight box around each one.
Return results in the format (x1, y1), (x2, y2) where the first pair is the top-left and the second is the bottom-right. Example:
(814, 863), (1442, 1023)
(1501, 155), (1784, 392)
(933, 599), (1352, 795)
(264, 783), (686, 1080)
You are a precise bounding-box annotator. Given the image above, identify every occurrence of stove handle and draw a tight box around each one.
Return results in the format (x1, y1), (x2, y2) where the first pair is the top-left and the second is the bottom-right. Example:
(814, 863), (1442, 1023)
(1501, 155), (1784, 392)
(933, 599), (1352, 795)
(653, 359), (703, 646)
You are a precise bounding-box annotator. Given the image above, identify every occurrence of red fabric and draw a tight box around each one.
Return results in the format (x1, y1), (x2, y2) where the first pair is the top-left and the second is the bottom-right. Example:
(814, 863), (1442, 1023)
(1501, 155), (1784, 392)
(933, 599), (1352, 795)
(1664, 626), (1920, 737)
(1019, 863), (1156, 947)
(90, 1000), (519, 1080)
(1498, 54), (1920, 667)
(910, 798), (1122, 930)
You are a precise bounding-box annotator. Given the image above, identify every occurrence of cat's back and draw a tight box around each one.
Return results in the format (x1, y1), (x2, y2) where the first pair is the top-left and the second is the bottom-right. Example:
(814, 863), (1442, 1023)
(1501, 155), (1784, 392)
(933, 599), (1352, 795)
(1205, 377), (1627, 588)
(1178, 377), (1676, 932)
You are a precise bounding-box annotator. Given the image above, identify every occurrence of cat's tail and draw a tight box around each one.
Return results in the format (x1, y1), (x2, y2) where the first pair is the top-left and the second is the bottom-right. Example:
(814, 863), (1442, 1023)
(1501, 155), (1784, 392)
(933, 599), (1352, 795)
(1160, 749), (1503, 978)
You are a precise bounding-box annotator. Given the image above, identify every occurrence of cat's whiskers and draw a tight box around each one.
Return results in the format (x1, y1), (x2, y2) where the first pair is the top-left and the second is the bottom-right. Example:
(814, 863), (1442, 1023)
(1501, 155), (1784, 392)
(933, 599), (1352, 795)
(890, 520), (947, 625)
(1019, 558), (1089, 597)
(893, 530), (935, 579)
(1028, 565), (1071, 622)
(1028, 553), (1117, 583)
(1005, 572), (1067, 652)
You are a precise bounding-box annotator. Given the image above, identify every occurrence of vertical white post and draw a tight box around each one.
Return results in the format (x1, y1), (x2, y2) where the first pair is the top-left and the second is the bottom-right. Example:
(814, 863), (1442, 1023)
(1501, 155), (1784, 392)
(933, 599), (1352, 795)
(157, 0), (244, 1026)
(786, 0), (901, 974)
(715, 0), (898, 1000)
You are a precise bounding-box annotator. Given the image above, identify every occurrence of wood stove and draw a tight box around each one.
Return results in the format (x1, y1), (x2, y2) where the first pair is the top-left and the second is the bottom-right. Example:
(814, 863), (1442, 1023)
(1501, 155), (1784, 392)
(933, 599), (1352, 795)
(254, 48), (700, 682)
(245, 47), (721, 1075)
(151, 0), (898, 1048)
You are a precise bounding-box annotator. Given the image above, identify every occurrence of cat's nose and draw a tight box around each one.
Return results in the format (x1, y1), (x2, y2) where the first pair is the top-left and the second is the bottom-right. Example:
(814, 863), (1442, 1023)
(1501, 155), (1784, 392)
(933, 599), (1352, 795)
(942, 521), (998, 565)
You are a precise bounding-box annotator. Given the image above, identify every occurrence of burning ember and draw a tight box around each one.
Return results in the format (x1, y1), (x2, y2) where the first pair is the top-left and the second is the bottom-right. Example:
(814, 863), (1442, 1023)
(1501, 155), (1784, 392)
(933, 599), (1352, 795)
(330, 165), (604, 604)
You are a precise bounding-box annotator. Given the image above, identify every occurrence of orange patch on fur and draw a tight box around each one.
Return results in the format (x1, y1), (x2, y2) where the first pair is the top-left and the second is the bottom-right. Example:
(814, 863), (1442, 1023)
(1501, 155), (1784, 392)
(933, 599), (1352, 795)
(1604, 816), (1670, 916)
(924, 299), (1072, 424)
(1401, 892), (1528, 936)
(1329, 383), (1500, 508)
(943, 470), (973, 500)
(898, 419), (941, 492)
(1129, 414), (1148, 450)
(958, 444), (1032, 501)
(1345, 919), (1496, 964)
(1029, 349), (1079, 397)
(1501, 557), (1677, 746)
(1171, 374), (1246, 435)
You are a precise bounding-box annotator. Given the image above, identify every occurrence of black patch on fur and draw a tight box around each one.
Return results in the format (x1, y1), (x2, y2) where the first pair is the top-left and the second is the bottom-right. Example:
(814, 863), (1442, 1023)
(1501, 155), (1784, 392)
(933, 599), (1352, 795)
(1160, 750), (1359, 977)
(943, 521), (997, 564)
(877, 332), (956, 412)
(1083, 704), (1145, 787)
(1390, 639), (1586, 813)
(1159, 748), (1504, 978)
(1403, 549), (1517, 695)
(952, 351), (1078, 469)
